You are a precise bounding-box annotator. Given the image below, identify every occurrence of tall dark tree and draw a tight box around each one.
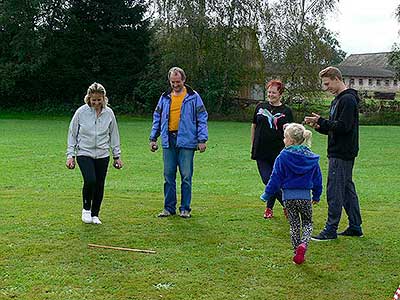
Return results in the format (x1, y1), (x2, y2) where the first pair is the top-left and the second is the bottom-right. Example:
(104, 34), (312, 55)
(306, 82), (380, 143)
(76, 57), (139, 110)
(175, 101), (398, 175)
(0, 0), (44, 106)
(45, 0), (151, 109)
(0, 0), (151, 111)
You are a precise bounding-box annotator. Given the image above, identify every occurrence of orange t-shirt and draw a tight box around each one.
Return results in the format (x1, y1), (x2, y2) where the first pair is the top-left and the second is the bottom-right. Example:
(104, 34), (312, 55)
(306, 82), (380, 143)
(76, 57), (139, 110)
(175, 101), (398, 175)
(169, 88), (187, 131)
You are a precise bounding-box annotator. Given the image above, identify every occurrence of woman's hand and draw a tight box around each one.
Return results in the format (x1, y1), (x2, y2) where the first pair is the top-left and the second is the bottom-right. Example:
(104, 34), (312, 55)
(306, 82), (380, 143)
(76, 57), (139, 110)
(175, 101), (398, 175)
(66, 157), (75, 169)
(113, 158), (123, 169)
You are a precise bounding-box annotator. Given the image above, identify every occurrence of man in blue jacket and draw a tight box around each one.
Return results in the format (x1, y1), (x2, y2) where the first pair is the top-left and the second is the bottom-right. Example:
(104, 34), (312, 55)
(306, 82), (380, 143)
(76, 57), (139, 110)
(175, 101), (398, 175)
(305, 66), (363, 241)
(149, 67), (208, 218)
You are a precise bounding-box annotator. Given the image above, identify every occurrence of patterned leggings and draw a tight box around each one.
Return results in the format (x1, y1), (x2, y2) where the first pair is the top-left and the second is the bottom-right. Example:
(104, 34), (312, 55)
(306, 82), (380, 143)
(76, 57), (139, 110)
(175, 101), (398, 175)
(285, 200), (313, 250)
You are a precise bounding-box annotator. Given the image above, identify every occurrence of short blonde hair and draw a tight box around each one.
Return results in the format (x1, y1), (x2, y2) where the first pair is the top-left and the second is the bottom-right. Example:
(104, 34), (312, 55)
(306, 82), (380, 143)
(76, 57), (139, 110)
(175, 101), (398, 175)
(84, 82), (108, 108)
(319, 66), (343, 81)
(284, 123), (312, 148)
(168, 67), (186, 81)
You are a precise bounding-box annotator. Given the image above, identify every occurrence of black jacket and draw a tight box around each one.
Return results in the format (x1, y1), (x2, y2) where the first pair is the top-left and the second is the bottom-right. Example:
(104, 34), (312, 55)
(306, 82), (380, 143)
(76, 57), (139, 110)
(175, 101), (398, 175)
(317, 89), (359, 160)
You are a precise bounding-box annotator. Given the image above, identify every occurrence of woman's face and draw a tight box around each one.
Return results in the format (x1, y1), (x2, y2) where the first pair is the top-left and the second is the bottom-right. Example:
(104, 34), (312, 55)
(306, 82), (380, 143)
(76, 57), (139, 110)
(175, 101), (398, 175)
(89, 92), (104, 110)
(267, 85), (282, 105)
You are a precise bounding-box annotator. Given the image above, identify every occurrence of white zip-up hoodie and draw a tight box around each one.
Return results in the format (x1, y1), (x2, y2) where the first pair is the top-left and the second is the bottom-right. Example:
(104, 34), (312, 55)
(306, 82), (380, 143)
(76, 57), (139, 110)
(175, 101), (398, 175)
(66, 104), (121, 159)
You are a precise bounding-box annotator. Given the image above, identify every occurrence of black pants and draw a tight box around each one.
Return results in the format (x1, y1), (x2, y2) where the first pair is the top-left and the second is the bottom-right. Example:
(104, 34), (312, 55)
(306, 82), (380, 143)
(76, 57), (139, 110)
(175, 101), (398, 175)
(77, 156), (109, 217)
(256, 159), (283, 208)
(325, 158), (362, 233)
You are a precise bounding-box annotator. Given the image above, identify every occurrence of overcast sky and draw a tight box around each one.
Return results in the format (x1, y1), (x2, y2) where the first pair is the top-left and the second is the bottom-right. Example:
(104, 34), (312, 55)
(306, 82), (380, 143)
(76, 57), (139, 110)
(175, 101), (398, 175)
(325, 0), (399, 56)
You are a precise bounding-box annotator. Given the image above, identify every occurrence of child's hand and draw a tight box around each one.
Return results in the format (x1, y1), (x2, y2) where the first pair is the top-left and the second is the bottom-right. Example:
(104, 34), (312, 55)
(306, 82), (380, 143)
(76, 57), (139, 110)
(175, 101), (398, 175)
(312, 200), (319, 205)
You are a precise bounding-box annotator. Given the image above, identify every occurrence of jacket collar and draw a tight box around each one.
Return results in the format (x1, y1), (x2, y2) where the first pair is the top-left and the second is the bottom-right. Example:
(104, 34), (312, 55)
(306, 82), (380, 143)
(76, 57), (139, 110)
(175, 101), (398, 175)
(162, 85), (195, 97)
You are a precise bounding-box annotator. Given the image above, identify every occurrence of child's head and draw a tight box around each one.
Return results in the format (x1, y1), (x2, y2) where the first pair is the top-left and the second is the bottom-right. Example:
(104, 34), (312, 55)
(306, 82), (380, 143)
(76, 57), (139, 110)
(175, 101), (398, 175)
(283, 123), (312, 148)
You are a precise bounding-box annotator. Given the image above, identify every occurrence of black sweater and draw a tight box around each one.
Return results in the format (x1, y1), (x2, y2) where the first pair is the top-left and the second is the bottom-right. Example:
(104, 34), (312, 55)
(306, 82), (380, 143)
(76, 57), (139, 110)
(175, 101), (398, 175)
(317, 89), (359, 160)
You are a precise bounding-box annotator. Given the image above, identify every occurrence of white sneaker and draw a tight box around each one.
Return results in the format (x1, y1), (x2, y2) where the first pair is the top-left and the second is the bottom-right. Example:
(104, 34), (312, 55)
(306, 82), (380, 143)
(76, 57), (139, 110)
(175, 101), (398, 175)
(92, 216), (102, 224)
(82, 209), (92, 224)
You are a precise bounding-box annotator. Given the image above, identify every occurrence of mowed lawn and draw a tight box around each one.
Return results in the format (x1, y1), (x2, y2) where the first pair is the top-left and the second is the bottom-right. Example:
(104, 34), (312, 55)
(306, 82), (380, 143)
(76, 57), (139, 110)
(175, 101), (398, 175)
(0, 115), (399, 300)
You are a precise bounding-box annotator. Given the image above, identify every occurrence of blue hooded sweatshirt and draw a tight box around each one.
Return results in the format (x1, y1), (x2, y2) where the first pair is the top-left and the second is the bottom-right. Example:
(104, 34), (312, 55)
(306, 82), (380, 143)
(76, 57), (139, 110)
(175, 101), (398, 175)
(264, 145), (323, 202)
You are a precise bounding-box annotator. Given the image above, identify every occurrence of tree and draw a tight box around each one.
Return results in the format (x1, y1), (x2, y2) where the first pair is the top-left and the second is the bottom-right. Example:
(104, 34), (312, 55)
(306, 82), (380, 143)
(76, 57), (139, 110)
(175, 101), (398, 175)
(0, 0), (44, 106)
(261, 0), (345, 97)
(140, 0), (268, 113)
(388, 5), (400, 79)
(0, 0), (152, 112)
(44, 0), (151, 109)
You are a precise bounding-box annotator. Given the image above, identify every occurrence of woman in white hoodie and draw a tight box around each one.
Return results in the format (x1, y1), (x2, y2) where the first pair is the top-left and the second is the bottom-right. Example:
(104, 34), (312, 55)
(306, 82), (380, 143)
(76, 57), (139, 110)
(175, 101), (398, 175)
(66, 82), (123, 224)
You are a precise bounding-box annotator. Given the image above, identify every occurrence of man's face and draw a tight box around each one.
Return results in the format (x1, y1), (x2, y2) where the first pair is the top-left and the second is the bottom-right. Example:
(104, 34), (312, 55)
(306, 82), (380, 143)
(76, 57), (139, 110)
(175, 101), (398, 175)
(321, 77), (341, 95)
(169, 72), (185, 93)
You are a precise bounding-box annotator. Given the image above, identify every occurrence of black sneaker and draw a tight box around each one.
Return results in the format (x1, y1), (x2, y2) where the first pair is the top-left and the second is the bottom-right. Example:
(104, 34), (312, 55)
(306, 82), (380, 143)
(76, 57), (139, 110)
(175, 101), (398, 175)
(311, 231), (337, 241)
(338, 227), (363, 237)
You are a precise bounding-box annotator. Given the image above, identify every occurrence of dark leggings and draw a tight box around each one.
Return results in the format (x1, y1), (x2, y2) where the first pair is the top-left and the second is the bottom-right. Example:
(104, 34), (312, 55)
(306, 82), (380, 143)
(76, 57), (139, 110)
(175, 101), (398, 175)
(77, 156), (109, 217)
(256, 159), (283, 209)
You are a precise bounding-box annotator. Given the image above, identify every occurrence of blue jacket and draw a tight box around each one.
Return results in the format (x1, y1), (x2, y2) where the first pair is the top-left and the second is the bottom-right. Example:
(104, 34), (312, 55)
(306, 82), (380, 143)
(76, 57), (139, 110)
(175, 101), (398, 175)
(149, 85), (208, 149)
(265, 145), (323, 201)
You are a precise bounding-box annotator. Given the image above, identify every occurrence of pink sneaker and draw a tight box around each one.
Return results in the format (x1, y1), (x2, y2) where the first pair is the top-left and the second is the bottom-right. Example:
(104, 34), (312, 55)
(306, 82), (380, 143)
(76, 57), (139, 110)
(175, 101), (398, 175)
(293, 243), (307, 264)
(264, 208), (273, 219)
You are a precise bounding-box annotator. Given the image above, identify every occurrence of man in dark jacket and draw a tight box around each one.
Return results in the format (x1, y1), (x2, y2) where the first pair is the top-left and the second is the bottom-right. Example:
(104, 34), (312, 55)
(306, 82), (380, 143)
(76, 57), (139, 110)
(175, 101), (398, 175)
(304, 66), (363, 241)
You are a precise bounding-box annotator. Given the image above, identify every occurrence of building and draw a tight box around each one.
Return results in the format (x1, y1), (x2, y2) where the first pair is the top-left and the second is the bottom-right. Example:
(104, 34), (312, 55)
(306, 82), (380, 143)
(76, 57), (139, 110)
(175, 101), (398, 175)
(338, 52), (399, 93)
(235, 27), (265, 101)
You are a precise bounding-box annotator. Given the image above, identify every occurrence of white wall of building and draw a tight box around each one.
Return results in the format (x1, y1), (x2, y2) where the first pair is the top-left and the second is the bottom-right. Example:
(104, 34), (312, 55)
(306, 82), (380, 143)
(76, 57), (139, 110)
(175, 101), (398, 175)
(344, 76), (400, 92)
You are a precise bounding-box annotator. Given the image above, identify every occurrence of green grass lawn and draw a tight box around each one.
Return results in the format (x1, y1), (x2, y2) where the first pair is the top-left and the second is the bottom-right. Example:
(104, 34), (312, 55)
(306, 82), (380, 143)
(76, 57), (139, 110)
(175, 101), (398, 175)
(0, 116), (399, 300)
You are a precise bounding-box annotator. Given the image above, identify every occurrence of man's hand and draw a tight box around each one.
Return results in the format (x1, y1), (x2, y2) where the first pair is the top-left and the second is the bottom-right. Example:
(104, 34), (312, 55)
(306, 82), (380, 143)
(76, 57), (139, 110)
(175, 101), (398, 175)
(304, 113), (321, 129)
(312, 200), (319, 205)
(149, 141), (158, 152)
(198, 143), (207, 153)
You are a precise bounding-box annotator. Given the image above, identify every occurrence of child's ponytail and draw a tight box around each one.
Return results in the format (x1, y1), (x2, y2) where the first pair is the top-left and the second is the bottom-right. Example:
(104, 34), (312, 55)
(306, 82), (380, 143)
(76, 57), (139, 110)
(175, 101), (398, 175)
(284, 123), (313, 148)
(302, 129), (312, 148)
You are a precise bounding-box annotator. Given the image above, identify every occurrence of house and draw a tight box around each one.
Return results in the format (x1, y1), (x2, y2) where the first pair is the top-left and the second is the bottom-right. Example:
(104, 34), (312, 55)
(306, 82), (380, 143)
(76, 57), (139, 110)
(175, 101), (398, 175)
(338, 52), (399, 93)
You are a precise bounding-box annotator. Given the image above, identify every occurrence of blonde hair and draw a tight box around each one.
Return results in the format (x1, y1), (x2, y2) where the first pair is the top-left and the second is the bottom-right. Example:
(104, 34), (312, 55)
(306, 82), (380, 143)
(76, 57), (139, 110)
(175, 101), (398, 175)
(84, 82), (108, 108)
(319, 66), (343, 81)
(284, 123), (312, 148)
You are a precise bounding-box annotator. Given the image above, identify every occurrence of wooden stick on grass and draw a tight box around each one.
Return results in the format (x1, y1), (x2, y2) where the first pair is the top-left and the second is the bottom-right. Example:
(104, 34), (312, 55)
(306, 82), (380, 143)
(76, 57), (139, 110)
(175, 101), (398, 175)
(88, 243), (156, 254)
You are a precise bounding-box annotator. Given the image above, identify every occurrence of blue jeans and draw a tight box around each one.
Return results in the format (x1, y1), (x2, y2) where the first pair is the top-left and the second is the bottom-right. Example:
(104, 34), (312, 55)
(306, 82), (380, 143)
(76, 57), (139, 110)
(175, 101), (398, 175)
(324, 158), (362, 233)
(162, 132), (195, 213)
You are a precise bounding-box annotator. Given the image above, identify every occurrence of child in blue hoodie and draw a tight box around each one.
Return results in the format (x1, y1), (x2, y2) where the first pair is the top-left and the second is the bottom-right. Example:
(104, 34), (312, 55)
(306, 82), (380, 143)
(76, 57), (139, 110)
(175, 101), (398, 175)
(262, 123), (322, 264)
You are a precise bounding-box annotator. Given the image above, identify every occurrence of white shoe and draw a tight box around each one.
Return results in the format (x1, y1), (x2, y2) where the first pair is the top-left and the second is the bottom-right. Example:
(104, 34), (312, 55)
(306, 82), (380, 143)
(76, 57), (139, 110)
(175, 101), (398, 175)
(82, 209), (92, 224)
(92, 216), (102, 224)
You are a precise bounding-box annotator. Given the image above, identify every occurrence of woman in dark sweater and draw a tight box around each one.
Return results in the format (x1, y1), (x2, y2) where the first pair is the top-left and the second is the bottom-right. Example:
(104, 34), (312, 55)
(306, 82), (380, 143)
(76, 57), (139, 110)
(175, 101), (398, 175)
(251, 80), (293, 219)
